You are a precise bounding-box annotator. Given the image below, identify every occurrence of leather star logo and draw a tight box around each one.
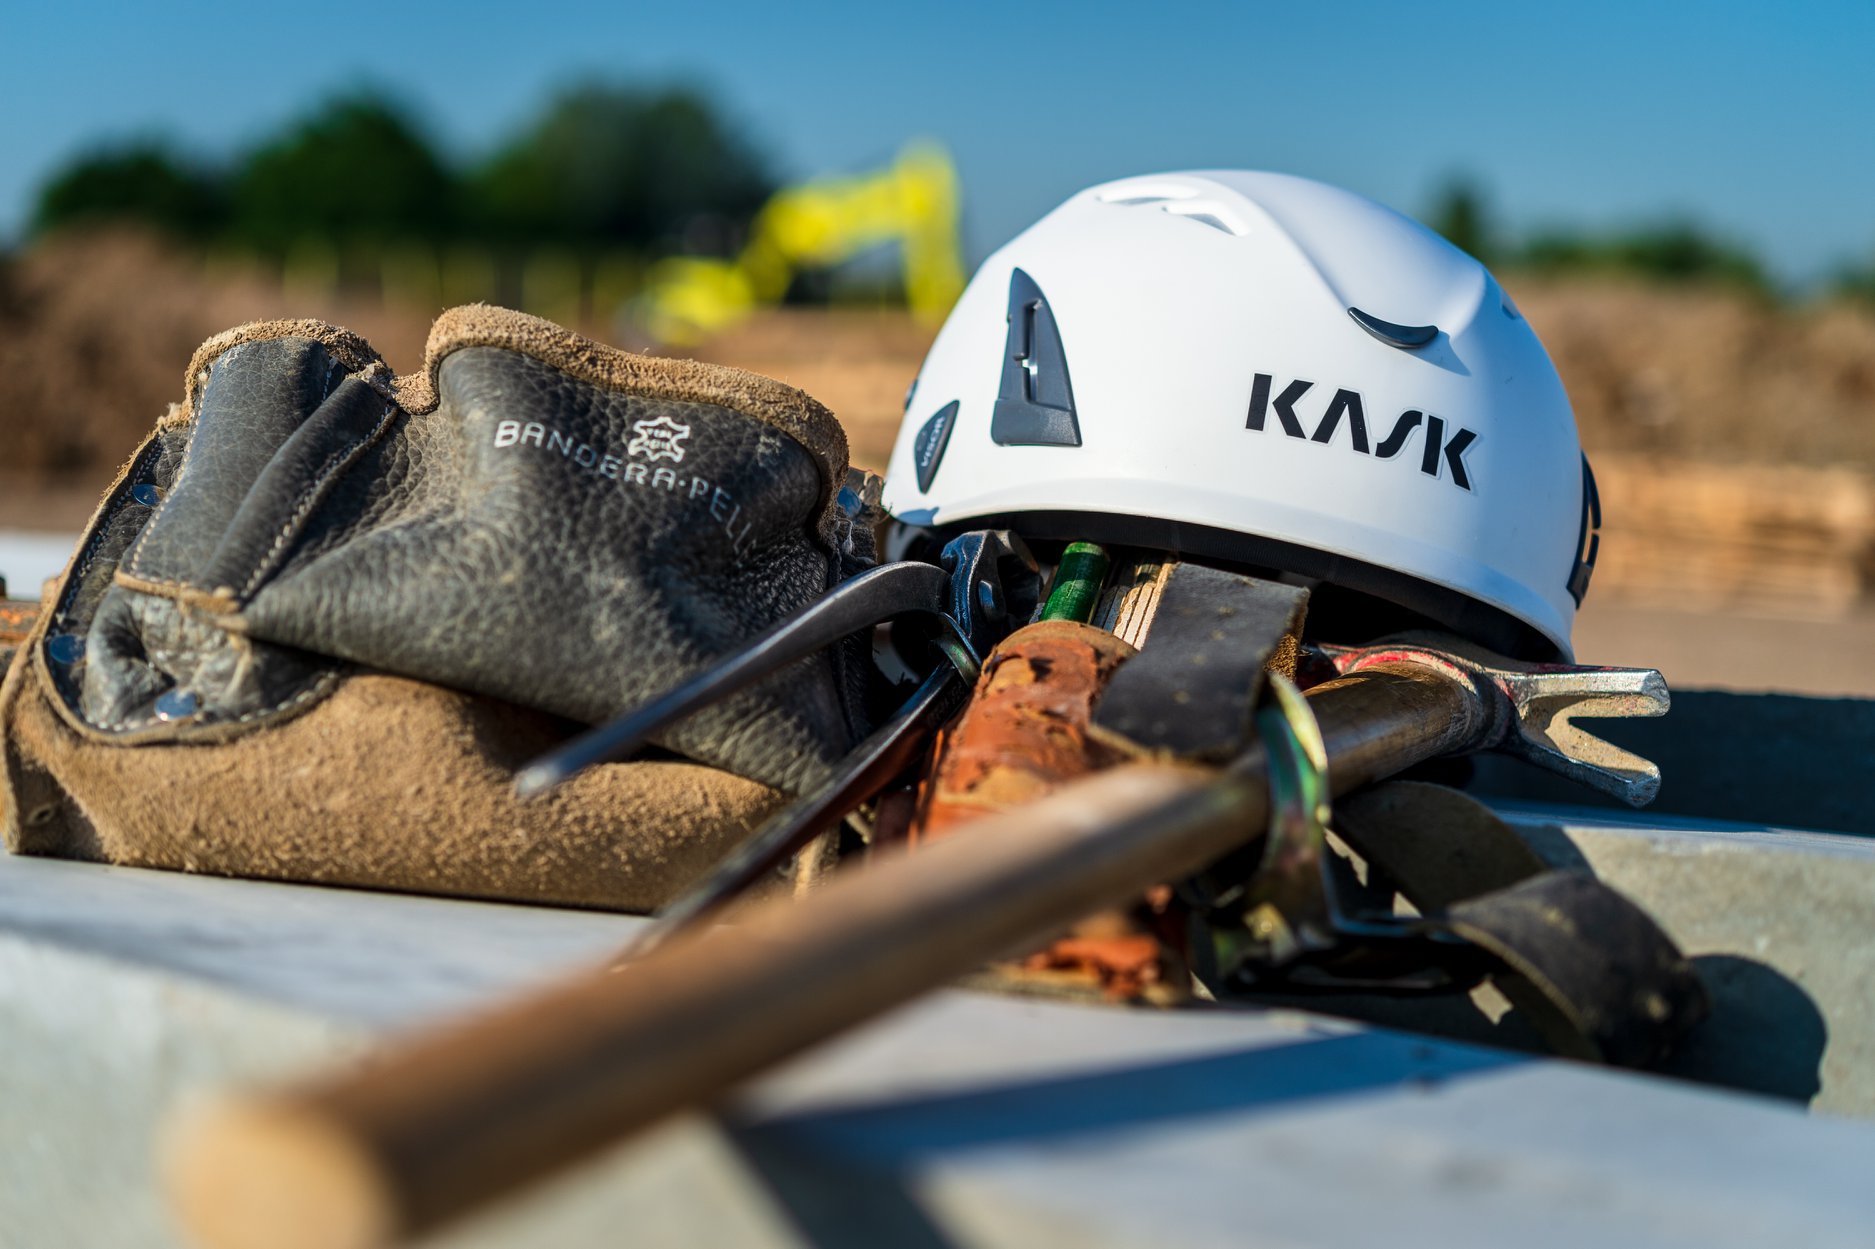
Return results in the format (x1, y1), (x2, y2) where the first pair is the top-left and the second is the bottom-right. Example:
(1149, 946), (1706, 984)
(627, 414), (692, 463)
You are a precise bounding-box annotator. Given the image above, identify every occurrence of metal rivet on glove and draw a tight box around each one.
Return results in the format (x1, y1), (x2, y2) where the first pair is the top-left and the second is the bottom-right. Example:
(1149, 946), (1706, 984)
(154, 689), (199, 722)
(131, 483), (164, 507)
(45, 634), (85, 664)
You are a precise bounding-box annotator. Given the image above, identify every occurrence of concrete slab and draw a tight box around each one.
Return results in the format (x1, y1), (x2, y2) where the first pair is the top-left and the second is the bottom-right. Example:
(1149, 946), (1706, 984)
(0, 850), (636, 1028)
(1502, 801), (1875, 1115)
(0, 528), (76, 598)
(5, 844), (1875, 1249)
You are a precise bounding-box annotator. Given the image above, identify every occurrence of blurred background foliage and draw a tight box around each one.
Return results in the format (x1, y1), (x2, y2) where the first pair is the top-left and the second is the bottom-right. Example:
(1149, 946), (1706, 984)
(29, 141), (228, 242)
(1426, 178), (1778, 299)
(233, 94), (458, 252)
(472, 85), (772, 253)
(30, 84), (773, 259)
(25, 84), (1875, 311)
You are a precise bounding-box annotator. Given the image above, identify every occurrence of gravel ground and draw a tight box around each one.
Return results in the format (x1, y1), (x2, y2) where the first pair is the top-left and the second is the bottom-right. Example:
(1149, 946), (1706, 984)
(1573, 601), (1875, 698)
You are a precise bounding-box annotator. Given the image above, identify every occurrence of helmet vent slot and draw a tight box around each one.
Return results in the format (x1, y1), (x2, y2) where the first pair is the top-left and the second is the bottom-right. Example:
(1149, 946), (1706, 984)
(1162, 205), (1244, 236)
(1097, 183), (1199, 205)
(1348, 307), (1439, 350)
(1098, 185), (1246, 235)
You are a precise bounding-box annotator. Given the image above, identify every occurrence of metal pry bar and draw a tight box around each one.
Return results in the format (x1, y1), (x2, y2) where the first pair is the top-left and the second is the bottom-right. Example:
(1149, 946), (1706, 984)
(516, 560), (951, 797)
(627, 663), (970, 956)
(615, 529), (1037, 949)
(1321, 632), (1670, 806)
(517, 530), (1038, 799)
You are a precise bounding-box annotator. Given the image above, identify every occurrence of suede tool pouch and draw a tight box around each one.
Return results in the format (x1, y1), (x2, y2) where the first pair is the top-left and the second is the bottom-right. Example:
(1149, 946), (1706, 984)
(0, 306), (871, 910)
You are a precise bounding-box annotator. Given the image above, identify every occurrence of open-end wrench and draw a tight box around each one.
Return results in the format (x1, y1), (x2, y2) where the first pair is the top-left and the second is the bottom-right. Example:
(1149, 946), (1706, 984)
(1320, 632), (1669, 807)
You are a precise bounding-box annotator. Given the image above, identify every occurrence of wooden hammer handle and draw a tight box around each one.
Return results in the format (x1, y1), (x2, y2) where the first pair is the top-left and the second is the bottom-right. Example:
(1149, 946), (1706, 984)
(166, 666), (1477, 1249)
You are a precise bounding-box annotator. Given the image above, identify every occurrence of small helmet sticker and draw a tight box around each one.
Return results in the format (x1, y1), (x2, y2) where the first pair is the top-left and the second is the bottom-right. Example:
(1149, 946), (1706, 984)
(913, 401), (959, 492)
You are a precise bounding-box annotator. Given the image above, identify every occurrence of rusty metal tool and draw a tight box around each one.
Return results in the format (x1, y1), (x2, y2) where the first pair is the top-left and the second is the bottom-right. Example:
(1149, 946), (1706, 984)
(165, 637), (1670, 1249)
(911, 558), (1306, 996)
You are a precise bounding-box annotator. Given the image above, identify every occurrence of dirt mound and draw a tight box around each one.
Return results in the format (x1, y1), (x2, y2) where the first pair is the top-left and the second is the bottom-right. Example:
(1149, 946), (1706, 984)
(10, 234), (1873, 482)
(0, 230), (432, 489)
(1512, 278), (1875, 469)
(5, 235), (1874, 617)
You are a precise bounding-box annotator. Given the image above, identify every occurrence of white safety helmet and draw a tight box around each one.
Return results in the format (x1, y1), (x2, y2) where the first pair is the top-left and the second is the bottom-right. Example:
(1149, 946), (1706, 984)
(882, 170), (1598, 660)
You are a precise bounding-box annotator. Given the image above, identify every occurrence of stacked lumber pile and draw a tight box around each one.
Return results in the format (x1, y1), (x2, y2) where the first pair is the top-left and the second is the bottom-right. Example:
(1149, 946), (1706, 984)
(1594, 457), (1875, 617)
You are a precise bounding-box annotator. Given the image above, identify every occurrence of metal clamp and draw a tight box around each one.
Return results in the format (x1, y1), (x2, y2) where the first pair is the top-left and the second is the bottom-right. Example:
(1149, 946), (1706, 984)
(1237, 673), (1335, 965)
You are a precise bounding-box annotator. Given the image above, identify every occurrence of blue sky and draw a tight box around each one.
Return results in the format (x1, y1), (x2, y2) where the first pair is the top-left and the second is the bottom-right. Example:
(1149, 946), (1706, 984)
(3, 1), (1871, 284)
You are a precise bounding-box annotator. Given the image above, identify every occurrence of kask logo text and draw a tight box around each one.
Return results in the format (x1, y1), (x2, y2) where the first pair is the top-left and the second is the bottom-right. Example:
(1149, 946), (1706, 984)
(1246, 374), (1478, 492)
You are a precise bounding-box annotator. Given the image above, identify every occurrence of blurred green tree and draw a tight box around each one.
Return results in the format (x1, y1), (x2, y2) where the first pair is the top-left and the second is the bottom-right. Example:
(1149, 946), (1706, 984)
(1832, 250), (1875, 306)
(1519, 222), (1771, 295)
(231, 90), (456, 252)
(470, 83), (773, 251)
(1427, 177), (1496, 265)
(29, 142), (226, 240)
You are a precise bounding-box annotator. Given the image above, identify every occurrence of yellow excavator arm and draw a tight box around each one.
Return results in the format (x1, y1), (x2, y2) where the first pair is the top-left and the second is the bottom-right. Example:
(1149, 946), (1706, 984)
(640, 142), (964, 345)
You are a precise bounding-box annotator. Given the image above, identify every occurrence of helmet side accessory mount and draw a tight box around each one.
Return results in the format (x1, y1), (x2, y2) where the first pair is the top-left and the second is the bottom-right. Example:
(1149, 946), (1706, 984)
(991, 269), (1082, 447)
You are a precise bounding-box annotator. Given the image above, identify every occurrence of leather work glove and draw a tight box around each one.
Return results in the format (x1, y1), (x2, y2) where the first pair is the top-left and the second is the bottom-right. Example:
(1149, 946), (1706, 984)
(0, 306), (871, 910)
